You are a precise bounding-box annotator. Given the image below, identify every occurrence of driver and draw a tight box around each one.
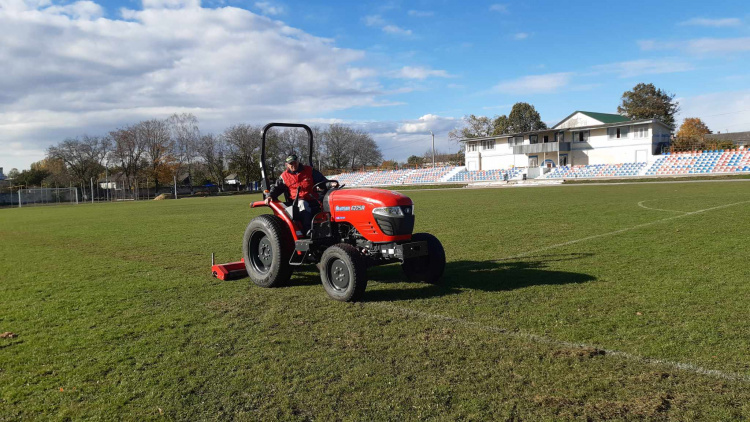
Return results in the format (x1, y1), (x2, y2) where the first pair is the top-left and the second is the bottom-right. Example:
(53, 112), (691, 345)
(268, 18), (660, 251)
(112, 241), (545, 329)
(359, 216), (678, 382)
(265, 154), (339, 235)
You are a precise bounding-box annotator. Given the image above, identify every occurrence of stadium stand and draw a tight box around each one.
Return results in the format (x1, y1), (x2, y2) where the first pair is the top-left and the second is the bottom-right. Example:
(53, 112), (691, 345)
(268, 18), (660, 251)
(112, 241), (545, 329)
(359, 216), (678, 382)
(327, 149), (749, 186)
(331, 171), (373, 186)
(645, 149), (750, 176)
(358, 169), (415, 186)
(544, 162), (647, 179)
(399, 166), (454, 185)
(446, 167), (524, 182)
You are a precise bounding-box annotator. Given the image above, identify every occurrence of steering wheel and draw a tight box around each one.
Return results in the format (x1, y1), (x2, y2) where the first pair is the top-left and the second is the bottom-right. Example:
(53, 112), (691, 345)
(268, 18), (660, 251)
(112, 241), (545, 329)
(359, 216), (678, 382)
(313, 180), (341, 191)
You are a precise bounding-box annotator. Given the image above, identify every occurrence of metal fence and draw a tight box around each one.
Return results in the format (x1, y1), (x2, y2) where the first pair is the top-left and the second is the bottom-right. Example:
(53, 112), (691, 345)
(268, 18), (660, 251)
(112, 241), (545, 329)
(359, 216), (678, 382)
(0, 181), (261, 209)
(0, 187), (79, 208)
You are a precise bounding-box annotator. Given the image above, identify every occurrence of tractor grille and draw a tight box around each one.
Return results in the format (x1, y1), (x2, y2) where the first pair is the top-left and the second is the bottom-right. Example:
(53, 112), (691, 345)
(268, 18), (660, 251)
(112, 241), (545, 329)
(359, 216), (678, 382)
(374, 214), (414, 236)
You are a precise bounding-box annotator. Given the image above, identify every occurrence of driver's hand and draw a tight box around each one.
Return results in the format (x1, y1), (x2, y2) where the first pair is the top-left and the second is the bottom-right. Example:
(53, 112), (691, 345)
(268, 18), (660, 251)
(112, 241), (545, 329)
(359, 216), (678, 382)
(331, 181), (339, 188)
(264, 196), (272, 205)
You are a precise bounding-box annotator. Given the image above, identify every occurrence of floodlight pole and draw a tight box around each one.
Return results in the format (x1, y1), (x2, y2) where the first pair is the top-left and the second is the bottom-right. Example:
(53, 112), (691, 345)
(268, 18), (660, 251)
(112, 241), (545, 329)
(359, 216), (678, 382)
(174, 175), (177, 199)
(90, 178), (94, 204)
(429, 131), (435, 168)
(18, 187), (21, 208)
(105, 166), (110, 202)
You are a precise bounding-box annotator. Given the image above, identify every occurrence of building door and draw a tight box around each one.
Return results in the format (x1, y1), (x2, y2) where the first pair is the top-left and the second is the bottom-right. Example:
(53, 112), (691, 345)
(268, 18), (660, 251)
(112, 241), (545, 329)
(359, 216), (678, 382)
(559, 154), (568, 166)
(636, 150), (647, 163)
(528, 156), (538, 167)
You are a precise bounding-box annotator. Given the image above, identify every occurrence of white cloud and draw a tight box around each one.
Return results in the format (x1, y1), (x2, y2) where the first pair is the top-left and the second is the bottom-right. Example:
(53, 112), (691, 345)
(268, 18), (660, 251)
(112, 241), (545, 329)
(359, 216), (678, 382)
(364, 15), (412, 36)
(254, 1), (284, 16)
(513, 32), (529, 40)
(142, 0), (200, 9)
(489, 4), (508, 13)
(363, 14), (385, 27)
(45, 1), (103, 19)
(392, 66), (452, 80)
(0, 0), (393, 170)
(407, 10), (433, 18)
(591, 59), (694, 78)
(679, 17), (741, 27)
(639, 38), (750, 54)
(396, 114), (457, 134)
(382, 25), (412, 36)
(493, 73), (573, 94)
(308, 116), (461, 160)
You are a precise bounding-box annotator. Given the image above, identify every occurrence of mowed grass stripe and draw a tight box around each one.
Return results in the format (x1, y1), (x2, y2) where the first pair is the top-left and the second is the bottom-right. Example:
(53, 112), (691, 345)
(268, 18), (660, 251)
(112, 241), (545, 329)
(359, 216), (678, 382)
(2, 181), (750, 420)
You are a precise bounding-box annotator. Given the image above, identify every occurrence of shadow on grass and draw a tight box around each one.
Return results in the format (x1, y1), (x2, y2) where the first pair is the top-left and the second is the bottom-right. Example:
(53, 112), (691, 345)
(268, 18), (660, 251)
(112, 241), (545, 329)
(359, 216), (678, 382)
(364, 252), (597, 302)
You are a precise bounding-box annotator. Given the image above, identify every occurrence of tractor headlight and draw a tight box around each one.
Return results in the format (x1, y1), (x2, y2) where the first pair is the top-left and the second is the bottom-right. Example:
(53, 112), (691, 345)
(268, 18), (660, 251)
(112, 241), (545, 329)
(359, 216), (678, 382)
(373, 206), (404, 218)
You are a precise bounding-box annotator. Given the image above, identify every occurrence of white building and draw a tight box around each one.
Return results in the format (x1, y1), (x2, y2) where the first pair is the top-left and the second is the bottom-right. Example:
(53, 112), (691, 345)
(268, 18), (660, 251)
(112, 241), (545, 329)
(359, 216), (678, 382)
(461, 111), (672, 173)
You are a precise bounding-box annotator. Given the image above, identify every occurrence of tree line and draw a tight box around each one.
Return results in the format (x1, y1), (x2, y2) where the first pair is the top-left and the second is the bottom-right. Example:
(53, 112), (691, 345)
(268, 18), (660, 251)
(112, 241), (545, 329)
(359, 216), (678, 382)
(8, 115), (383, 192)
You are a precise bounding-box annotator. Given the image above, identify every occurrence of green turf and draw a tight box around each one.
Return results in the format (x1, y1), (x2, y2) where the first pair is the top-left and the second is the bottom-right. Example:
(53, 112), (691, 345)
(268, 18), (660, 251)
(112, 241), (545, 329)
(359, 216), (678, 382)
(1, 182), (750, 420)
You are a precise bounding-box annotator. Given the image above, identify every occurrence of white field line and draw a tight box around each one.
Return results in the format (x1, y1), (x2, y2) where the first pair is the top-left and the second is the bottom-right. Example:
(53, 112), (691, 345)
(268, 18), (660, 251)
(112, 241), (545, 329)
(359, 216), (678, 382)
(372, 198), (750, 383)
(496, 199), (750, 262)
(372, 302), (750, 384)
(637, 200), (688, 214)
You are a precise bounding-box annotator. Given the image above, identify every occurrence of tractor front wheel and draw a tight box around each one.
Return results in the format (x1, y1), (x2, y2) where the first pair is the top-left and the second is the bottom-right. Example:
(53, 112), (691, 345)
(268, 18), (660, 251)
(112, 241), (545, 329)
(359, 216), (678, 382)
(320, 244), (367, 302)
(243, 214), (293, 287)
(402, 233), (445, 284)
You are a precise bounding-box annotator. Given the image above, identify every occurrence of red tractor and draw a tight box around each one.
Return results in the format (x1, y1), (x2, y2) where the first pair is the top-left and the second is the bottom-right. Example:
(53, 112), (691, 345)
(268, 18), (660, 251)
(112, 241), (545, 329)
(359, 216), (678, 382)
(212, 123), (445, 302)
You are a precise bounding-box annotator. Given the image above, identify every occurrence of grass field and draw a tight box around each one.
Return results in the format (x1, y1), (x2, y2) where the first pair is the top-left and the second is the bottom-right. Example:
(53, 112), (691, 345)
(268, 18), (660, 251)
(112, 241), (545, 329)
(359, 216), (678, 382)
(2, 181), (750, 420)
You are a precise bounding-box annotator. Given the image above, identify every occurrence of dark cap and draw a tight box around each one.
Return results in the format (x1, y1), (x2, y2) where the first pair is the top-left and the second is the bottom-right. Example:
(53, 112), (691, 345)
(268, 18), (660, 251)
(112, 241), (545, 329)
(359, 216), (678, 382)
(285, 154), (298, 164)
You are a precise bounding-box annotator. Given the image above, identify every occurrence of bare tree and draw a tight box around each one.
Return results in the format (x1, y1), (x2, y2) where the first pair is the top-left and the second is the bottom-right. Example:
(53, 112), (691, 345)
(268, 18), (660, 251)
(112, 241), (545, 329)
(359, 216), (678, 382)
(168, 113), (200, 192)
(321, 124), (355, 171)
(48, 135), (110, 195)
(349, 131), (382, 170)
(197, 134), (228, 191)
(110, 126), (148, 194)
(321, 125), (382, 171)
(138, 119), (173, 191)
(224, 124), (262, 189)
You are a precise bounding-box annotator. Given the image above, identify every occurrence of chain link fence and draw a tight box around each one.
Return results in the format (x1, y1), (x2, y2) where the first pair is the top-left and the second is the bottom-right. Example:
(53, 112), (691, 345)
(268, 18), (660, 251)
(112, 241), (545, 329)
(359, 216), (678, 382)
(1, 187), (78, 208)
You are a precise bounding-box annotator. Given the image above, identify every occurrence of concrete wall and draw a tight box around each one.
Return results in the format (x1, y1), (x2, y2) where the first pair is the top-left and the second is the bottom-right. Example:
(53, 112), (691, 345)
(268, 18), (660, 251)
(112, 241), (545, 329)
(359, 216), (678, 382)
(477, 138), (517, 169)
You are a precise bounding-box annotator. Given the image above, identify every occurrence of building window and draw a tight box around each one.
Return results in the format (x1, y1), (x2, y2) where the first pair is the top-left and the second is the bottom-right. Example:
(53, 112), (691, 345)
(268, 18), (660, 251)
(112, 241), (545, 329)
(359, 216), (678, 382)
(528, 156), (538, 167)
(512, 136), (523, 145)
(466, 142), (477, 152)
(573, 131), (589, 142)
(481, 140), (495, 150)
(608, 126), (630, 139)
(633, 125), (648, 138)
(555, 132), (565, 142)
(529, 135), (539, 144)
(543, 135), (550, 143)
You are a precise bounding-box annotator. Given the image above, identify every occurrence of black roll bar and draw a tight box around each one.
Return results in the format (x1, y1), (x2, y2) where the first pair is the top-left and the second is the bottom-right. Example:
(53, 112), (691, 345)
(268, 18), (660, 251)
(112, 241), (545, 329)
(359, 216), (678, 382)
(260, 123), (314, 192)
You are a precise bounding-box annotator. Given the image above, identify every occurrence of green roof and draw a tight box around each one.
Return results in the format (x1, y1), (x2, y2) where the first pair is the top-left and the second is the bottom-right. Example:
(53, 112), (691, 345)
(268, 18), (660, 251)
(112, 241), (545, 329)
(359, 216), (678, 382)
(577, 111), (631, 124)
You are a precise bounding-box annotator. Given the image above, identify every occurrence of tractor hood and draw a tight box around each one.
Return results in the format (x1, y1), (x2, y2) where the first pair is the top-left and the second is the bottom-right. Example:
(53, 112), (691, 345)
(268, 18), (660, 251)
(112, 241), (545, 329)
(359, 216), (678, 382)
(328, 188), (413, 208)
(325, 188), (414, 241)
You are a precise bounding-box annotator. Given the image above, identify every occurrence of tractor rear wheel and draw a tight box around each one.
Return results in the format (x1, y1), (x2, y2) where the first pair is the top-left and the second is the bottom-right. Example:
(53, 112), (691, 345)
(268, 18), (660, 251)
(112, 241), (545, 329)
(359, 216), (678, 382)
(402, 233), (445, 284)
(320, 244), (367, 302)
(243, 214), (293, 287)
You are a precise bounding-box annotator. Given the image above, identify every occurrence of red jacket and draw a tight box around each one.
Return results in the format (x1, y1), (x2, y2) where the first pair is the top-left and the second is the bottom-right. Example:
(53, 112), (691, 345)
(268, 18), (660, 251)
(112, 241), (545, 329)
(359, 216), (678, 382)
(280, 165), (316, 201)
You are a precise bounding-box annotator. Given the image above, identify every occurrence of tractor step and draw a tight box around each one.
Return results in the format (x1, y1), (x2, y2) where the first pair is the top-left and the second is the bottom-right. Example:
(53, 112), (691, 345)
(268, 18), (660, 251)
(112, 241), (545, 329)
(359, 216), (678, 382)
(289, 239), (313, 265)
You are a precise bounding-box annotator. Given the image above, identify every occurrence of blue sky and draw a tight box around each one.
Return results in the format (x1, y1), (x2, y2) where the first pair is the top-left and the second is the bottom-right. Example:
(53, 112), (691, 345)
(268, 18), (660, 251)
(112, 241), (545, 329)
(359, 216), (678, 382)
(1, 0), (750, 170)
